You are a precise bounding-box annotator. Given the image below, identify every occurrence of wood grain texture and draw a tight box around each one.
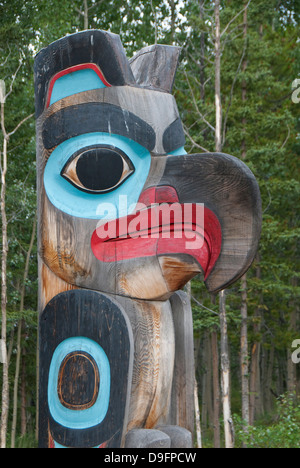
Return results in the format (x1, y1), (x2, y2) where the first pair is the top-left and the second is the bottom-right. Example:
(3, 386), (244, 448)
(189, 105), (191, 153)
(167, 291), (195, 435)
(129, 44), (181, 93)
(38, 189), (177, 299)
(39, 290), (133, 448)
(35, 29), (262, 449)
(37, 151), (261, 298)
(42, 102), (156, 152)
(36, 86), (181, 156)
(38, 257), (77, 313)
(34, 29), (135, 118)
(57, 351), (100, 411)
(113, 295), (175, 432)
(159, 152), (262, 292)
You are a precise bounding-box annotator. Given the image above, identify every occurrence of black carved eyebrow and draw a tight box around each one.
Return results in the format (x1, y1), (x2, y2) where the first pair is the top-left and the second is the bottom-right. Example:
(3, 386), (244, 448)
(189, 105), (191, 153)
(162, 118), (186, 154)
(42, 103), (156, 152)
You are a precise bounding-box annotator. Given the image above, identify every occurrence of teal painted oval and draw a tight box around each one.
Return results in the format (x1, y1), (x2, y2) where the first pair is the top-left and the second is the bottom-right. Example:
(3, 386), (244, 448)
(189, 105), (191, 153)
(48, 337), (110, 430)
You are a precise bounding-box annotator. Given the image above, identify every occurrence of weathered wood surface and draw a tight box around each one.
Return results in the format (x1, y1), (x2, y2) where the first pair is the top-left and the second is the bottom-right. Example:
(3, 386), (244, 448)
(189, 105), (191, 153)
(37, 152), (261, 298)
(129, 44), (181, 93)
(113, 295), (175, 431)
(34, 29), (136, 119)
(167, 291), (195, 435)
(39, 290), (133, 448)
(38, 258), (77, 312)
(35, 29), (262, 448)
(36, 86), (183, 157)
(160, 153), (262, 292)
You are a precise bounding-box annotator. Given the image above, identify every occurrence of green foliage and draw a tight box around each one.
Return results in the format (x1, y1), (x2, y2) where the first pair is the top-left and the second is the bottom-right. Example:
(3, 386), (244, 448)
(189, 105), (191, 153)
(234, 394), (300, 448)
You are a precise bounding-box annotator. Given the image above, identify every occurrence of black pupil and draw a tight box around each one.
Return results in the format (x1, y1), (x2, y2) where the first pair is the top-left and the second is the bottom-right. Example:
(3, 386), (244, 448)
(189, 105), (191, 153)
(76, 148), (124, 191)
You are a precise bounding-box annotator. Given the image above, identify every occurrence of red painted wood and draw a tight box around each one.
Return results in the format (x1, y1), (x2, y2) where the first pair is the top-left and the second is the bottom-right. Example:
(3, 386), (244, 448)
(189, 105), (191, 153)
(46, 63), (111, 108)
(91, 186), (222, 278)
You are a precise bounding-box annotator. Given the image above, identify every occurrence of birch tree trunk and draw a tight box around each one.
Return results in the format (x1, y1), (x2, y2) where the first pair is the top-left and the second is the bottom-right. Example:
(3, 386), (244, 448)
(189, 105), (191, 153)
(0, 89), (9, 449)
(199, 0), (206, 103)
(194, 378), (202, 448)
(83, 0), (88, 29)
(240, 274), (250, 431)
(249, 257), (262, 425)
(0, 70), (33, 448)
(214, 0), (234, 448)
(11, 213), (37, 448)
(240, 3), (250, 440)
(214, 0), (222, 153)
(211, 328), (220, 448)
(219, 290), (234, 448)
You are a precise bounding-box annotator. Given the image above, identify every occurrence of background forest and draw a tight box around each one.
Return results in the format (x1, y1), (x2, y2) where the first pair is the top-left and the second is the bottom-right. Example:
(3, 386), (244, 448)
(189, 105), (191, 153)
(0, 0), (299, 448)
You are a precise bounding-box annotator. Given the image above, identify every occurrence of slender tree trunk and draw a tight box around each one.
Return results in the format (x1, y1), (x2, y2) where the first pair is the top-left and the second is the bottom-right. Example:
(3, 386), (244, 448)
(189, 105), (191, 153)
(241, 2), (248, 160)
(219, 290), (234, 448)
(263, 346), (274, 413)
(287, 308), (297, 394)
(35, 325), (39, 442)
(194, 378), (202, 448)
(168, 0), (176, 43)
(214, 0), (222, 153)
(214, 0), (234, 447)
(11, 320), (22, 448)
(240, 4), (250, 437)
(249, 258), (262, 425)
(241, 1), (248, 158)
(186, 281), (203, 444)
(199, 0), (206, 102)
(83, 0), (89, 29)
(204, 333), (213, 427)
(201, 331), (213, 436)
(211, 328), (220, 448)
(240, 274), (250, 435)
(1, 99), (9, 449)
(249, 341), (260, 424)
(201, 333), (208, 436)
(11, 213), (36, 447)
(21, 342), (27, 436)
(287, 274), (298, 396)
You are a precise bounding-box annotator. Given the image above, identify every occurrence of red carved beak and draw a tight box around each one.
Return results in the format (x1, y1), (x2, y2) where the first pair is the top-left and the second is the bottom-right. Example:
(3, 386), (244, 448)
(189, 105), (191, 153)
(91, 186), (222, 280)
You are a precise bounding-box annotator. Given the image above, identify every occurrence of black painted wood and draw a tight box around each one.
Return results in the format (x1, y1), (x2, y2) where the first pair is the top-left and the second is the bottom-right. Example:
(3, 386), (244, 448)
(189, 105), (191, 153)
(162, 118), (186, 153)
(42, 102), (156, 151)
(76, 148), (124, 191)
(39, 290), (133, 448)
(159, 152), (262, 292)
(57, 351), (100, 410)
(61, 145), (135, 194)
(34, 30), (136, 118)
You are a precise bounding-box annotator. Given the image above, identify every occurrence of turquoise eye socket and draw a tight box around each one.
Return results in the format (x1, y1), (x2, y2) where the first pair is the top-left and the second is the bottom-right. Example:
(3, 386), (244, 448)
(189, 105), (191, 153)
(43, 133), (151, 219)
(61, 145), (135, 194)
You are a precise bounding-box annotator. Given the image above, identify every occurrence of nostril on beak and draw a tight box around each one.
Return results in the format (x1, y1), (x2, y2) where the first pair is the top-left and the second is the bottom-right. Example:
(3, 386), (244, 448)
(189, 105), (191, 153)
(138, 186), (179, 205)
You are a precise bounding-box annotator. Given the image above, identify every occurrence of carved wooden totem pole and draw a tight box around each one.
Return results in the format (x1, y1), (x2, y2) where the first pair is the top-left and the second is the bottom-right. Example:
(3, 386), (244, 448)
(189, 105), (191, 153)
(34, 30), (261, 448)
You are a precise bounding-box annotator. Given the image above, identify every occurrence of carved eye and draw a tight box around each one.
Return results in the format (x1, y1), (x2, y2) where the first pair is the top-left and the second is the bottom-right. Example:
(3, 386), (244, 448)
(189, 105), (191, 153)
(61, 145), (135, 194)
